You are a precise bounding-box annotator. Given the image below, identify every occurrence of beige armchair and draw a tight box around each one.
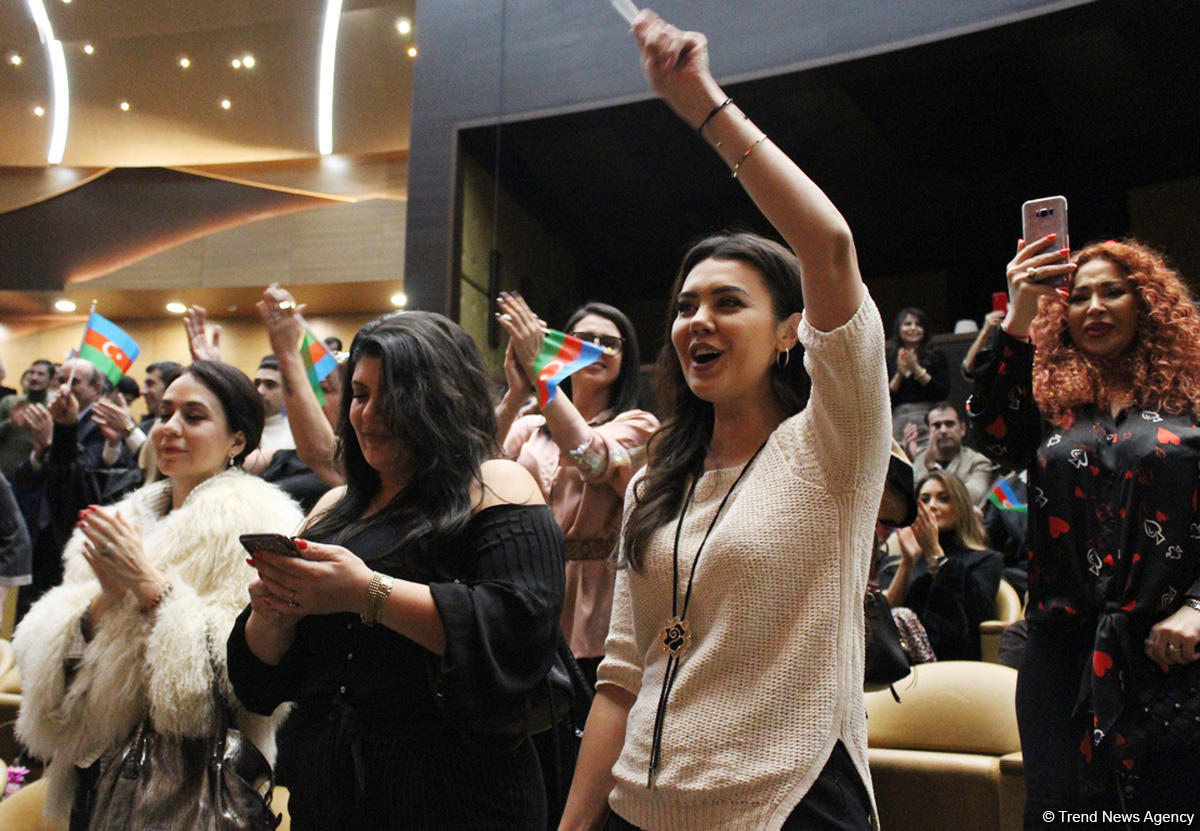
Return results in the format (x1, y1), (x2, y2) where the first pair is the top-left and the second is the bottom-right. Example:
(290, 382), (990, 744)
(865, 660), (1024, 831)
(979, 579), (1023, 663)
(0, 779), (62, 831)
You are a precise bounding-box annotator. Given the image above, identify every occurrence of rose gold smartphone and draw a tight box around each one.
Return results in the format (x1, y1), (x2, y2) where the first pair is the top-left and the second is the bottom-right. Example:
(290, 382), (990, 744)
(1021, 196), (1070, 287)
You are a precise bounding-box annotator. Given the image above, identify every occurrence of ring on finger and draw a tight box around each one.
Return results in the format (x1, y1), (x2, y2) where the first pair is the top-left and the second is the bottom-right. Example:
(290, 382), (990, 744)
(1025, 266), (1038, 280)
(1167, 643), (1180, 652)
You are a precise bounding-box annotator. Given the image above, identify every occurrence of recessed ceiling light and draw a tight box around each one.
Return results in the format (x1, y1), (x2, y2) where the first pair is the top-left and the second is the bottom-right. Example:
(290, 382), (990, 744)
(407, 46), (417, 58)
(165, 302), (188, 315)
(390, 292), (408, 308)
(242, 54), (255, 68)
(231, 57), (241, 69)
(33, 105), (44, 117)
(179, 56), (191, 69)
(83, 43), (94, 55)
(396, 17), (412, 35)
(8, 54), (21, 66)
(61, 0), (71, 4)
(119, 100), (130, 112)
(220, 98), (232, 110)
(54, 299), (76, 313)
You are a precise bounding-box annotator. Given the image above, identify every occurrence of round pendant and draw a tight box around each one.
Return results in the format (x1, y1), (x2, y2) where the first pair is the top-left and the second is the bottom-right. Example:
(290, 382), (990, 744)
(660, 616), (692, 657)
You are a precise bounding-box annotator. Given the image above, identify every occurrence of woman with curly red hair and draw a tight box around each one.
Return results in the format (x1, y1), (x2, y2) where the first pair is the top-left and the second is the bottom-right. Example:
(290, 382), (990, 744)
(966, 235), (1200, 820)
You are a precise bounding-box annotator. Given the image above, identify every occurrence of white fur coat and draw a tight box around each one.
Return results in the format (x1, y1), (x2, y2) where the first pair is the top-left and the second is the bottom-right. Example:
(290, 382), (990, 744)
(13, 469), (305, 823)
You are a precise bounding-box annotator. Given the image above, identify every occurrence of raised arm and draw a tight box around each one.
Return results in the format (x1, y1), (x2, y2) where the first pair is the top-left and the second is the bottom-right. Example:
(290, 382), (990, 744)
(257, 284), (343, 486)
(633, 10), (863, 331)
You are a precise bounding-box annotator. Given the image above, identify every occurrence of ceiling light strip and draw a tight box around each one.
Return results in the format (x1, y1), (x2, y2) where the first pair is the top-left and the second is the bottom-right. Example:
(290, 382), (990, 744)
(24, 0), (69, 164)
(317, 0), (344, 155)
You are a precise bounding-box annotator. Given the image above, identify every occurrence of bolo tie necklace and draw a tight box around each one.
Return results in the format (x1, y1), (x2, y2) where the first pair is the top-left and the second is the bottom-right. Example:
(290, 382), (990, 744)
(647, 441), (767, 788)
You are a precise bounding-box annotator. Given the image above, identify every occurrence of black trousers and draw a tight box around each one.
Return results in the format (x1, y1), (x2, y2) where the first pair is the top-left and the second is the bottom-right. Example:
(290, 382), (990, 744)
(607, 741), (871, 831)
(1018, 622), (1200, 828)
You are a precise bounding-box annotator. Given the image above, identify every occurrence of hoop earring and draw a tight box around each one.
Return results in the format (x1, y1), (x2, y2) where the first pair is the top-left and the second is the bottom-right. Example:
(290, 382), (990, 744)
(775, 349), (790, 369)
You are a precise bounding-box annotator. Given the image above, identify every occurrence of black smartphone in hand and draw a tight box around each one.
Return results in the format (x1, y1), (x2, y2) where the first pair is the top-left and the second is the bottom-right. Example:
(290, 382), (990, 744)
(239, 533), (301, 558)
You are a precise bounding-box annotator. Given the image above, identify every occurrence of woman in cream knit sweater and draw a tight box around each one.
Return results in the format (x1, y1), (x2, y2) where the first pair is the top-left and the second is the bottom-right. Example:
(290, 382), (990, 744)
(559, 10), (889, 831)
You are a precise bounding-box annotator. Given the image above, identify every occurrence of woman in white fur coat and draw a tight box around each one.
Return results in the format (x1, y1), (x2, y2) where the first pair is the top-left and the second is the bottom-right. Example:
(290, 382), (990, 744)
(13, 360), (305, 828)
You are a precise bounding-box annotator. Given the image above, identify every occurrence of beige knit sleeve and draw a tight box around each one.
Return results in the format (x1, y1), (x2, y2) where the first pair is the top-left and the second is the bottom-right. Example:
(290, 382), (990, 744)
(795, 293), (890, 490)
(595, 474), (645, 696)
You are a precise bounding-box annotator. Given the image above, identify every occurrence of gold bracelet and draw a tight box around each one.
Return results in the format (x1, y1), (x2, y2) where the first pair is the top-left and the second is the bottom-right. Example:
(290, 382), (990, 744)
(731, 135), (768, 179)
(361, 571), (394, 626)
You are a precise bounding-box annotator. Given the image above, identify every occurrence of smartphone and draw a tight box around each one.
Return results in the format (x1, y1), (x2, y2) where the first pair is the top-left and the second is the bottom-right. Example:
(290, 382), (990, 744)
(992, 292), (1008, 315)
(1021, 196), (1070, 287)
(239, 533), (301, 558)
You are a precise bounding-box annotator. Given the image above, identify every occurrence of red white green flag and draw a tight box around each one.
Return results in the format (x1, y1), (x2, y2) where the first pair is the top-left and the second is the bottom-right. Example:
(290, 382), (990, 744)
(78, 311), (140, 384)
(532, 329), (604, 409)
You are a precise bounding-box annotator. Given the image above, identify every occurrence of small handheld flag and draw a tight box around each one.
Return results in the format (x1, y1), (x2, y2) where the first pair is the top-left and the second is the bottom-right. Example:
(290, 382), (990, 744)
(78, 311), (140, 384)
(300, 330), (339, 405)
(609, 0), (639, 25)
(987, 478), (1027, 513)
(532, 329), (604, 409)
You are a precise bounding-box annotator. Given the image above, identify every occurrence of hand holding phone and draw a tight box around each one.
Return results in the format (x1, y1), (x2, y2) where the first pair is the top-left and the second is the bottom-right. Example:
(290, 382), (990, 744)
(1021, 196), (1071, 287)
(239, 533), (301, 558)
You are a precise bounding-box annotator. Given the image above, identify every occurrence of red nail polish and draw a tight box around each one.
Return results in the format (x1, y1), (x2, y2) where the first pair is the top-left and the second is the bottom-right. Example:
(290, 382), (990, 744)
(1059, 248), (1070, 255)
(294, 539), (308, 550)
(1046, 233), (1057, 241)
(245, 558), (254, 566)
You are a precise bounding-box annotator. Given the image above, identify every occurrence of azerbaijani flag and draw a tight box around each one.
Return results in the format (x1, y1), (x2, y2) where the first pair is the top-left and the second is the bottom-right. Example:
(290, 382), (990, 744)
(987, 478), (1027, 513)
(300, 330), (339, 405)
(78, 312), (140, 384)
(533, 329), (604, 408)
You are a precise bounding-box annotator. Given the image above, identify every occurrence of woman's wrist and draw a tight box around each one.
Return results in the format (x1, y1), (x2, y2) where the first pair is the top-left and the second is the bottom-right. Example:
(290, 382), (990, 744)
(360, 570), (394, 626)
(135, 575), (171, 612)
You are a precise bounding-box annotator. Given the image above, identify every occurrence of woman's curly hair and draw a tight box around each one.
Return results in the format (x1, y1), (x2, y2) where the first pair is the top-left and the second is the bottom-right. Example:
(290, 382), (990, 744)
(1030, 239), (1200, 425)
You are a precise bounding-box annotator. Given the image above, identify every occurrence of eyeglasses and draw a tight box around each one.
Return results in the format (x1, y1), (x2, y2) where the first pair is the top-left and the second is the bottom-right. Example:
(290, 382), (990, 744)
(569, 332), (624, 354)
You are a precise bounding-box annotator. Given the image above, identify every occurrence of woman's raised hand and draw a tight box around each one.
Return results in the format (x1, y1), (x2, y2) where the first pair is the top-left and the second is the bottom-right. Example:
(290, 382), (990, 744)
(496, 293), (546, 381)
(910, 500), (941, 556)
(895, 526), (922, 566)
(503, 340), (532, 398)
(256, 283), (307, 355)
(247, 539), (373, 618)
(184, 305), (222, 362)
(1002, 236), (1076, 338)
(632, 10), (718, 127)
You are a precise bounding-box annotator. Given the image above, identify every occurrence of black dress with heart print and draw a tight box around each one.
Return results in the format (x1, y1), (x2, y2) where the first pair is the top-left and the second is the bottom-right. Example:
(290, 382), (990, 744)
(965, 328), (1200, 805)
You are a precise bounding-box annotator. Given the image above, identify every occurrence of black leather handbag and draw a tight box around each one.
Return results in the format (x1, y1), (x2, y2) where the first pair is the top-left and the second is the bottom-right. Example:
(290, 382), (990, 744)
(1128, 658), (1200, 754)
(864, 588), (911, 691)
(84, 660), (279, 831)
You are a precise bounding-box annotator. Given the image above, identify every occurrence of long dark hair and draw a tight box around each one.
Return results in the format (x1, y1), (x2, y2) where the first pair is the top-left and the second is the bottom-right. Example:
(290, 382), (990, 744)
(303, 312), (497, 564)
(560, 301), (642, 419)
(622, 231), (809, 570)
(887, 306), (933, 363)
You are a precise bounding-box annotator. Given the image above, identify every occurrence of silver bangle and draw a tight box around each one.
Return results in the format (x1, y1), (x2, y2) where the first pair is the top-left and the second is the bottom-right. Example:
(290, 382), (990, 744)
(1184, 597), (1200, 614)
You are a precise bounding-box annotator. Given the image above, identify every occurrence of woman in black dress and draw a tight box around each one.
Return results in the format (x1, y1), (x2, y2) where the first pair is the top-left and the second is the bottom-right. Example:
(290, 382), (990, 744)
(887, 306), (950, 447)
(966, 236), (1200, 819)
(879, 469), (1002, 660)
(227, 312), (565, 829)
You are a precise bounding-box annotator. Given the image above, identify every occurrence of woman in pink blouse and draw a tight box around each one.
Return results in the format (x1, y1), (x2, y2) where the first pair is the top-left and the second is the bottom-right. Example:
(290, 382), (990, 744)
(496, 296), (659, 685)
